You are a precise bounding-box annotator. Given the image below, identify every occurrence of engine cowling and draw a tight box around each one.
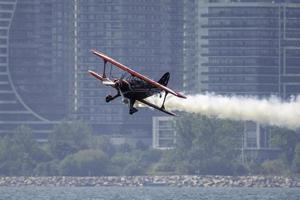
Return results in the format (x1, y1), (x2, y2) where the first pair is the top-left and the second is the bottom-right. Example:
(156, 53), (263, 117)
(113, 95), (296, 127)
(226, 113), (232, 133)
(114, 79), (130, 91)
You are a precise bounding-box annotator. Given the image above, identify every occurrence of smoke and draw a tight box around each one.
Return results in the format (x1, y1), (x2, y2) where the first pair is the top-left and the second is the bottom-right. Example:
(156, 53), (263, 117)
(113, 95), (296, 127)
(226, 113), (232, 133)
(143, 93), (300, 129)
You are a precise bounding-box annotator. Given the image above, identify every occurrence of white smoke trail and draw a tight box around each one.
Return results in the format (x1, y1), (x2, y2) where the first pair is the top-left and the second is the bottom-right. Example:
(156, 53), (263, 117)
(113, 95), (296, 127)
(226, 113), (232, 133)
(143, 93), (300, 129)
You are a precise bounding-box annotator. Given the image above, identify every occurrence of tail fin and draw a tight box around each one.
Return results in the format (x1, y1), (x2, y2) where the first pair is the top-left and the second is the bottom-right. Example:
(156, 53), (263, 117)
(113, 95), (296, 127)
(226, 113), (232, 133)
(158, 72), (170, 86)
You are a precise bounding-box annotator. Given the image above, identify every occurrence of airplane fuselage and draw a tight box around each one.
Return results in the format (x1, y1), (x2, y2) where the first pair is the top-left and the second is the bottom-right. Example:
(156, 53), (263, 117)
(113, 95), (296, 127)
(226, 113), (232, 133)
(115, 78), (160, 101)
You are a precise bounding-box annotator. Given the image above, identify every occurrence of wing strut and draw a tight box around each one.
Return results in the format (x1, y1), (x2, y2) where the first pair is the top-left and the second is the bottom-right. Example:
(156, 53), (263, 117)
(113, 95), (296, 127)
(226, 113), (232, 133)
(103, 60), (107, 78)
(161, 92), (168, 109)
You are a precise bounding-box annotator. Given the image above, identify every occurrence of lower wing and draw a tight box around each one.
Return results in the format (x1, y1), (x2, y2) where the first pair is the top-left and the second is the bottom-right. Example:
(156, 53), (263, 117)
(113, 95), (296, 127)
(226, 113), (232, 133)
(88, 70), (115, 86)
(138, 99), (176, 116)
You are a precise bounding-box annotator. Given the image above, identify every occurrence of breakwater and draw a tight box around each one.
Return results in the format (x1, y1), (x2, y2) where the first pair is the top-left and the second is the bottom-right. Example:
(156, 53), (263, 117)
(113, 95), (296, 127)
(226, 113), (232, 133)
(0, 175), (299, 187)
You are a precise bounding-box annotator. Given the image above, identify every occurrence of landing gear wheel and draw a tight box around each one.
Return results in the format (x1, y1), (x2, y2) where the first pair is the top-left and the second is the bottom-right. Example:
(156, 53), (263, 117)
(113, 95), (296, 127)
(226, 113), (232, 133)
(105, 95), (113, 102)
(129, 108), (138, 115)
(123, 98), (129, 104)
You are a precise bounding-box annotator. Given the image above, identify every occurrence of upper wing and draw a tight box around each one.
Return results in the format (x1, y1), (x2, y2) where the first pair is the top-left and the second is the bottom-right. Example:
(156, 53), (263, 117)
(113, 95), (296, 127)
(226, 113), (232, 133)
(91, 49), (186, 99)
(138, 99), (176, 116)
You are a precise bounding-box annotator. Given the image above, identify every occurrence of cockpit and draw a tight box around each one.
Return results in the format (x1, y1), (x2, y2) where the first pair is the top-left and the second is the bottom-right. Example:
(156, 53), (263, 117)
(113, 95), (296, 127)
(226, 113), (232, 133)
(127, 75), (147, 87)
(127, 75), (140, 82)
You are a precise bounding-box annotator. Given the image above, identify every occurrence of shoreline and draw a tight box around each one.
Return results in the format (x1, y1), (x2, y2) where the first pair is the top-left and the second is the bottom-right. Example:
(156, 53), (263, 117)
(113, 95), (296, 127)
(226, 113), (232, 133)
(0, 175), (300, 187)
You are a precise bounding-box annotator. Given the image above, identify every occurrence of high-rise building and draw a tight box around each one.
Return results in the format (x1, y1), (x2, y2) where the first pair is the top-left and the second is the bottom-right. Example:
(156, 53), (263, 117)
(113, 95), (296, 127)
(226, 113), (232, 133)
(184, 0), (300, 97)
(183, 0), (300, 156)
(0, 0), (18, 135)
(1, 0), (73, 137)
(74, 0), (183, 141)
(1, 0), (184, 143)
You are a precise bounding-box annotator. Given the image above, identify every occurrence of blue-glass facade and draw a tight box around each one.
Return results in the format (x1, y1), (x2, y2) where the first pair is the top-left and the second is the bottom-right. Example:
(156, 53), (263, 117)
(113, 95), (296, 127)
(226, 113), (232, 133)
(184, 1), (300, 99)
(1, 0), (73, 136)
(1, 0), (183, 141)
(10, 0), (73, 120)
(0, 0), (20, 134)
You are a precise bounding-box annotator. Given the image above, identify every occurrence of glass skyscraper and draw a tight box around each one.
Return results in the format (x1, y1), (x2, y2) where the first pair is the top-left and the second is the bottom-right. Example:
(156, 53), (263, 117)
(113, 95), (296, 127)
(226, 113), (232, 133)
(1, 0), (73, 137)
(184, 0), (300, 98)
(1, 0), (184, 142)
(183, 0), (300, 156)
(0, 0), (19, 134)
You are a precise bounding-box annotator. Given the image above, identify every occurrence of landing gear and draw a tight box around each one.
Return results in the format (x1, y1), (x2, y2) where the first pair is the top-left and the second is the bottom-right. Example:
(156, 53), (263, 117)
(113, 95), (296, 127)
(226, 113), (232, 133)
(105, 93), (120, 103)
(122, 98), (129, 104)
(129, 99), (138, 115)
(105, 95), (113, 102)
(129, 107), (138, 115)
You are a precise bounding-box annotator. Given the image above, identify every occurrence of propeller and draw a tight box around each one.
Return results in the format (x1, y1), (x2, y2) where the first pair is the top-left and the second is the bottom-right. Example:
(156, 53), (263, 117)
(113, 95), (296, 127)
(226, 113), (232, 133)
(114, 72), (127, 89)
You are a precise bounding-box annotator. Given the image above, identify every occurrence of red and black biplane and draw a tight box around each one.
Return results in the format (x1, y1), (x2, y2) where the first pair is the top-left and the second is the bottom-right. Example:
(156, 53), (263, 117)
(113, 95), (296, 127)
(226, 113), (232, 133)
(88, 49), (186, 116)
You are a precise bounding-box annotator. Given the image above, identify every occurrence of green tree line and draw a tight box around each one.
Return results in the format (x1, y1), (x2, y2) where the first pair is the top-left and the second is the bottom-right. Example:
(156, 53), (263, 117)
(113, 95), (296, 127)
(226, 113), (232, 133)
(0, 115), (299, 176)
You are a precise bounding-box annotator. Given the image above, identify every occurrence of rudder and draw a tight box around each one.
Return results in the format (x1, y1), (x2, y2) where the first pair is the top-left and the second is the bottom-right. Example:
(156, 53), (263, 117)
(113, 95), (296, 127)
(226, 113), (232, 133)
(158, 72), (170, 86)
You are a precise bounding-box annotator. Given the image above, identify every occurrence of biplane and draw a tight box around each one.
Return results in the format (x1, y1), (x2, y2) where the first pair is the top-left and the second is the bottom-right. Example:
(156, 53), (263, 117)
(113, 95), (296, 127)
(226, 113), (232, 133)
(88, 49), (186, 116)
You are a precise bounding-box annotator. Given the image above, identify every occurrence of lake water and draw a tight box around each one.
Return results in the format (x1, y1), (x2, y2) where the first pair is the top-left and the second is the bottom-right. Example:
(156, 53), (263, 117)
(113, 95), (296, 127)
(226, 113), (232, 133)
(0, 187), (299, 200)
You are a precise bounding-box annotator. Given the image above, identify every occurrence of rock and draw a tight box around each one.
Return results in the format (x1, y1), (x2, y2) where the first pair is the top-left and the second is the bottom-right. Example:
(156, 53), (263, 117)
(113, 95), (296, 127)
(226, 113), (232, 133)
(0, 175), (298, 187)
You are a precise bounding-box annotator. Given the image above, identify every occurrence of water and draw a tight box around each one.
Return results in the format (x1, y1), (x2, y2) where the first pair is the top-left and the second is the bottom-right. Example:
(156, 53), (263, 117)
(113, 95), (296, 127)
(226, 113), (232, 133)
(0, 187), (299, 200)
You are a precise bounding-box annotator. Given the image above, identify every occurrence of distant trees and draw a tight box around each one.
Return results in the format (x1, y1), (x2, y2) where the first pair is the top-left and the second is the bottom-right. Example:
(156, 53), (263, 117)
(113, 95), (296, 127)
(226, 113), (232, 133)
(0, 125), (50, 176)
(0, 122), (161, 176)
(292, 143), (300, 173)
(48, 121), (92, 159)
(0, 117), (299, 176)
(171, 114), (244, 175)
(270, 127), (299, 167)
(0, 122), (98, 176)
(261, 159), (286, 175)
(263, 127), (300, 175)
(60, 149), (109, 176)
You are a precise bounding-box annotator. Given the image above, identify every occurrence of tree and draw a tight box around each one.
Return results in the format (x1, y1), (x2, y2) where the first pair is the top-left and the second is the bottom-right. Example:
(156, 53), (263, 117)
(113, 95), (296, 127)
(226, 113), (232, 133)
(48, 121), (92, 159)
(151, 150), (177, 174)
(110, 153), (133, 175)
(261, 159), (287, 175)
(111, 153), (135, 169)
(34, 160), (60, 176)
(292, 143), (300, 173)
(0, 125), (49, 176)
(270, 127), (299, 167)
(117, 143), (133, 153)
(89, 135), (115, 156)
(135, 140), (148, 151)
(173, 114), (243, 175)
(59, 149), (109, 176)
(123, 162), (145, 176)
(136, 149), (161, 166)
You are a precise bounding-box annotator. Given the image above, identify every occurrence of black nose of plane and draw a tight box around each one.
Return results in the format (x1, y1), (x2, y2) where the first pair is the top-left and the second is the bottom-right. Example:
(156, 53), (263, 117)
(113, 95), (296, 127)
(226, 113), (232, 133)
(115, 79), (129, 90)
